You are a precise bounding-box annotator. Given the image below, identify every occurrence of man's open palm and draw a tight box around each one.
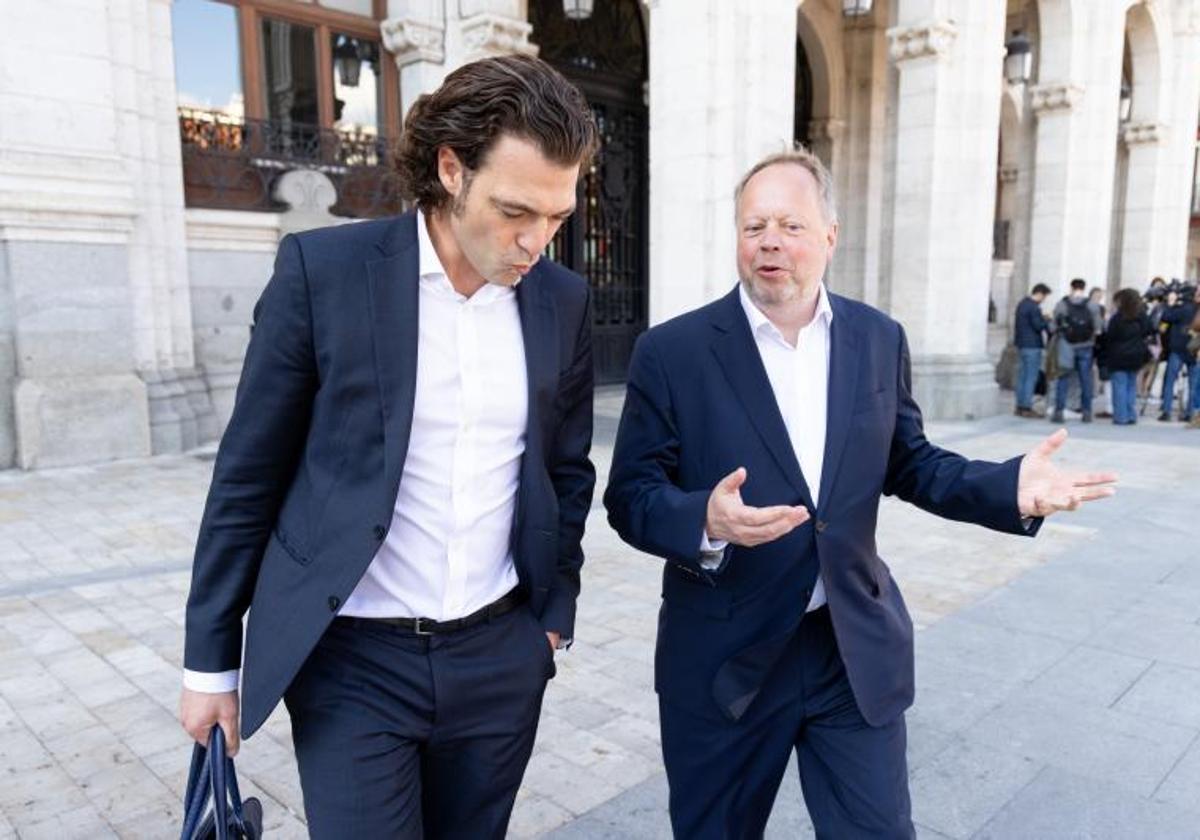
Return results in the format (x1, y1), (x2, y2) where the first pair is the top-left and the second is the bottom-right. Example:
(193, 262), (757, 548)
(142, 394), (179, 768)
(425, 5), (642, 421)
(1018, 429), (1117, 518)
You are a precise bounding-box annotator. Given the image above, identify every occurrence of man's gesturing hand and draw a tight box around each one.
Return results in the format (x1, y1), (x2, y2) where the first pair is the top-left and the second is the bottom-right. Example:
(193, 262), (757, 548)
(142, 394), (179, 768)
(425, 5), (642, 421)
(705, 467), (810, 547)
(180, 688), (240, 757)
(1018, 429), (1118, 518)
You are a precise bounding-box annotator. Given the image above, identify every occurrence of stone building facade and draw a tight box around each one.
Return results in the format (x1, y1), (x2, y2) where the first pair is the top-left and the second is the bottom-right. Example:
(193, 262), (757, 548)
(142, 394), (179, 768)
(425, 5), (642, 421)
(0, 0), (1197, 470)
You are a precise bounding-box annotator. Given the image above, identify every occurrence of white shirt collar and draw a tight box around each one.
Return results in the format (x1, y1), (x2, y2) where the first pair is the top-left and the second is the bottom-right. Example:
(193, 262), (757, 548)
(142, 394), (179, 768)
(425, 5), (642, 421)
(416, 209), (515, 305)
(738, 282), (833, 344)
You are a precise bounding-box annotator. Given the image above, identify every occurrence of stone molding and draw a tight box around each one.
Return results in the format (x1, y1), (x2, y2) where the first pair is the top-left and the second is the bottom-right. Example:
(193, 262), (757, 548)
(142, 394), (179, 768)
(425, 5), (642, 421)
(1121, 121), (1168, 146)
(461, 13), (538, 61)
(381, 16), (445, 67)
(887, 20), (958, 63)
(185, 208), (281, 252)
(999, 166), (1019, 184)
(1029, 82), (1085, 113)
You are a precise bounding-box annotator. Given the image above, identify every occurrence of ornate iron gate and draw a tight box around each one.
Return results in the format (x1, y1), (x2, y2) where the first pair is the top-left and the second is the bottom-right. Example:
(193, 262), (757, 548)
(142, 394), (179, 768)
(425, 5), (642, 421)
(531, 0), (649, 384)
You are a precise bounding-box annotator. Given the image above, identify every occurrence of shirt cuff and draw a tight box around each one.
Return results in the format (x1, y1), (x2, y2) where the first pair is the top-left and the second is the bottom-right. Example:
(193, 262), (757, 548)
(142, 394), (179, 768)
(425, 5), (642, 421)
(699, 530), (729, 571)
(183, 668), (240, 694)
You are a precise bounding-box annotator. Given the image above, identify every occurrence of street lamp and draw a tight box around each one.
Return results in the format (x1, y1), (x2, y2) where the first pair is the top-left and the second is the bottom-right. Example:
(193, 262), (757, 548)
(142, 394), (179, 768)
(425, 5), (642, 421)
(1004, 31), (1032, 85)
(333, 36), (362, 87)
(563, 0), (594, 20)
(842, 0), (873, 16)
(1119, 78), (1132, 122)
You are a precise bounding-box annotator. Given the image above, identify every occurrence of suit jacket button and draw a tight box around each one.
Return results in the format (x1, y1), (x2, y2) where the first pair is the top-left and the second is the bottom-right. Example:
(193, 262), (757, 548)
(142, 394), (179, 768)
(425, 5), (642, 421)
(815, 520), (827, 533)
(328, 595), (341, 612)
(373, 524), (387, 541)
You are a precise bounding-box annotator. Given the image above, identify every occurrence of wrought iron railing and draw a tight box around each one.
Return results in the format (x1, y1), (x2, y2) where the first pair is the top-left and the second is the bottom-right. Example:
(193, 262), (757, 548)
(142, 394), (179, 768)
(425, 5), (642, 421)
(178, 107), (403, 218)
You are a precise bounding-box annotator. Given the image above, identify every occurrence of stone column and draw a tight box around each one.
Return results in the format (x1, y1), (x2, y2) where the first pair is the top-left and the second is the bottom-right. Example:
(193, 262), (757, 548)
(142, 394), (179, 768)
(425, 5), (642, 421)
(885, 1), (1007, 419)
(382, 0), (449, 122)
(1158, 4), (1200, 276)
(111, 0), (215, 455)
(1026, 1), (1127, 295)
(1117, 121), (1171, 284)
(0, 2), (151, 468)
(644, 0), (796, 323)
(832, 15), (889, 307)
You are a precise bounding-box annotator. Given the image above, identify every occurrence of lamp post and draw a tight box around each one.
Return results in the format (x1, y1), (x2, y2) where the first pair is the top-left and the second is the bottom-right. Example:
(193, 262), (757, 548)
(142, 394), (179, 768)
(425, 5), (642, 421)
(1119, 78), (1132, 122)
(333, 36), (361, 87)
(563, 0), (594, 20)
(1004, 31), (1032, 86)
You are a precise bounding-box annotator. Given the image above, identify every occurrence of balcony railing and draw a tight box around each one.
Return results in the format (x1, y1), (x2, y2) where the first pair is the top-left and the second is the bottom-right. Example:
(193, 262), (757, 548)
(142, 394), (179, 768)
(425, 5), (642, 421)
(178, 107), (403, 218)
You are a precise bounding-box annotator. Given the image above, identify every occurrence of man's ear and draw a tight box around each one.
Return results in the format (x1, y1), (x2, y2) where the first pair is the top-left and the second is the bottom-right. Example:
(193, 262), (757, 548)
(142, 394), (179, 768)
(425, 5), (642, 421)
(437, 146), (465, 200)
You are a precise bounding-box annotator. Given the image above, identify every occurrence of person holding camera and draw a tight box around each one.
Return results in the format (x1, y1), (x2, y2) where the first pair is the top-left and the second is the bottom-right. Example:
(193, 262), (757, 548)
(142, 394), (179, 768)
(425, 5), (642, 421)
(1050, 278), (1103, 424)
(1158, 283), (1198, 422)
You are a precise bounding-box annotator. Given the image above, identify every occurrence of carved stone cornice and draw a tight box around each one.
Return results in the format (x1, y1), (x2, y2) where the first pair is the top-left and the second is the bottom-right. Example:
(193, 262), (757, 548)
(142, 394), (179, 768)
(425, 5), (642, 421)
(999, 165), (1019, 184)
(381, 16), (445, 67)
(887, 20), (957, 63)
(461, 14), (538, 61)
(1029, 82), (1084, 113)
(1122, 121), (1168, 146)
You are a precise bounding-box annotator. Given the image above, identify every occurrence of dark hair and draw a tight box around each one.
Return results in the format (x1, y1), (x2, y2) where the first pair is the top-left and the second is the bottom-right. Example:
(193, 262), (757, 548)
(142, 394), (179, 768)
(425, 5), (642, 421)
(1069, 278), (1086, 291)
(394, 55), (599, 213)
(1114, 288), (1143, 319)
(1031, 283), (1051, 296)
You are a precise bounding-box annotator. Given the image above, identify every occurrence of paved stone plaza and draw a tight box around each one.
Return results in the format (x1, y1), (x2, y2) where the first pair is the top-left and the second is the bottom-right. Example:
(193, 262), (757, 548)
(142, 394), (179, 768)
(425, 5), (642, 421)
(0, 387), (1197, 838)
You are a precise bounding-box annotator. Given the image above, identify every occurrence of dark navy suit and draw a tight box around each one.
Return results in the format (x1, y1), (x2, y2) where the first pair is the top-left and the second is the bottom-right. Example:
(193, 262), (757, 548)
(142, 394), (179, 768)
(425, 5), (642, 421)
(604, 286), (1039, 838)
(184, 213), (594, 836)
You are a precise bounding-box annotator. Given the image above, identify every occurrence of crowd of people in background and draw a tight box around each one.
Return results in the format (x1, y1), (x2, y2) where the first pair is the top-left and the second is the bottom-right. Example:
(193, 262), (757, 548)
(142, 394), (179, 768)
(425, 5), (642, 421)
(1011, 276), (1200, 428)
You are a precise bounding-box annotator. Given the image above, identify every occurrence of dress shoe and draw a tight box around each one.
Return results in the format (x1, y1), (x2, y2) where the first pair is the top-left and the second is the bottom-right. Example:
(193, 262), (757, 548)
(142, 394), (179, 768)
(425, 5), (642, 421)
(1050, 410), (1064, 423)
(1081, 411), (1093, 423)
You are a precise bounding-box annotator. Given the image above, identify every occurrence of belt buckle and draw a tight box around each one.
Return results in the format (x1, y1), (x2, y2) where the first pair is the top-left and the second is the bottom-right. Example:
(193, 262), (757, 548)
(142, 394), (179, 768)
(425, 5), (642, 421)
(413, 617), (433, 636)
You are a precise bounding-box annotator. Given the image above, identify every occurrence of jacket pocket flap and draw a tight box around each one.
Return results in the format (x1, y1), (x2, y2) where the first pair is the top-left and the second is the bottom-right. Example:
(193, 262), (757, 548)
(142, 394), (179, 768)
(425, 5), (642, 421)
(662, 566), (733, 619)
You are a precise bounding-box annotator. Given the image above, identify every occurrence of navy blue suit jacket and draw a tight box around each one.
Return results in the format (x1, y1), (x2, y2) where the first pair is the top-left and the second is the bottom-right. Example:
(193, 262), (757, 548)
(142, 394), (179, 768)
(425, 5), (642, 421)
(604, 287), (1039, 726)
(184, 213), (595, 738)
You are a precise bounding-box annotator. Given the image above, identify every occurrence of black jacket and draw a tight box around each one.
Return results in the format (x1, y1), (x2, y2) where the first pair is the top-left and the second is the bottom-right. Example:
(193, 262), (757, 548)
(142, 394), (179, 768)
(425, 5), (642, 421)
(1104, 313), (1154, 372)
(1014, 297), (1049, 349)
(1161, 301), (1198, 356)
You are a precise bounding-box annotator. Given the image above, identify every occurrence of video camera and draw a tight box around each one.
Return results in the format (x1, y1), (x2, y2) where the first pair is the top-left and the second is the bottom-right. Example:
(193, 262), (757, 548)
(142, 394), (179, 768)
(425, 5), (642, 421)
(1145, 278), (1198, 304)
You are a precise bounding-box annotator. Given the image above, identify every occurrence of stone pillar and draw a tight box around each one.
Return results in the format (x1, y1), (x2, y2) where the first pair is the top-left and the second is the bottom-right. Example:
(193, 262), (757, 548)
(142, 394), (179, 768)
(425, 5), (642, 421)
(1027, 1), (1127, 296)
(382, 0), (449, 122)
(832, 15), (889, 307)
(886, 2), (1007, 419)
(644, 0), (796, 323)
(109, 0), (214, 455)
(1158, 4), (1200, 277)
(0, 1), (151, 468)
(1117, 121), (1172, 284)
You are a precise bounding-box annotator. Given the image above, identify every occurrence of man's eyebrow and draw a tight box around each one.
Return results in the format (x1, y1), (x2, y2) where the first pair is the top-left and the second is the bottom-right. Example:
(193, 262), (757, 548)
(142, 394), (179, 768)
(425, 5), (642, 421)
(491, 197), (576, 218)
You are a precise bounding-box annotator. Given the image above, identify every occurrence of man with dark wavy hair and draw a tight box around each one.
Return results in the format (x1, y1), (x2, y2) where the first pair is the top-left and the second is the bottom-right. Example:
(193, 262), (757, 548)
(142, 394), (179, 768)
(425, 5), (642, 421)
(179, 54), (598, 838)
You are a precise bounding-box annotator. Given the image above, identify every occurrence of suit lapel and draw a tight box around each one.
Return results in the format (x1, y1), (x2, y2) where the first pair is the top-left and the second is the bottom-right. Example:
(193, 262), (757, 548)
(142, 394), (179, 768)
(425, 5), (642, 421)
(709, 288), (814, 508)
(513, 266), (558, 531)
(817, 294), (862, 511)
(366, 214), (420, 485)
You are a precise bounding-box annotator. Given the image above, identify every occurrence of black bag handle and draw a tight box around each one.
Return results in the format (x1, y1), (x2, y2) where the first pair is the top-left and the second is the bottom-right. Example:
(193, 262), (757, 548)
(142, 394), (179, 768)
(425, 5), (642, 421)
(180, 727), (251, 840)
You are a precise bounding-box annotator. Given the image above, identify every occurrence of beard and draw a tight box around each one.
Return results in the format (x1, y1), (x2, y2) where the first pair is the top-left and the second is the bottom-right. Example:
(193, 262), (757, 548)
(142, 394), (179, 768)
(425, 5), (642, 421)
(740, 272), (805, 309)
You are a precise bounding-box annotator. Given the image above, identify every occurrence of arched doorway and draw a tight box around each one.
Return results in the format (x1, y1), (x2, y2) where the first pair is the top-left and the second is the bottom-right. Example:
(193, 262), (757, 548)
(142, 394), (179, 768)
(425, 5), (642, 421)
(794, 36), (813, 146)
(529, 0), (649, 384)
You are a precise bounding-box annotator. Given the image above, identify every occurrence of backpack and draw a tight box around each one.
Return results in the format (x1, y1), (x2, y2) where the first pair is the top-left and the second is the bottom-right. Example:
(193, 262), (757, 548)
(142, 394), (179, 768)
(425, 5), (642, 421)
(1060, 298), (1094, 344)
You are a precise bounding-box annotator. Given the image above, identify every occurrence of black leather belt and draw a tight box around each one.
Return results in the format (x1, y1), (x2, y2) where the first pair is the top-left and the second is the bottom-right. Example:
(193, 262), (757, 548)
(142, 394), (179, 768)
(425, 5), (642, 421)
(338, 588), (526, 636)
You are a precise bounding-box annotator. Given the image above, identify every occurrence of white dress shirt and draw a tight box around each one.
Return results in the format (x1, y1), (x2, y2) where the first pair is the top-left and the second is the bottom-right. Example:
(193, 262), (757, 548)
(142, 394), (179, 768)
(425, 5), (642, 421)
(184, 211), (528, 693)
(701, 283), (833, 613)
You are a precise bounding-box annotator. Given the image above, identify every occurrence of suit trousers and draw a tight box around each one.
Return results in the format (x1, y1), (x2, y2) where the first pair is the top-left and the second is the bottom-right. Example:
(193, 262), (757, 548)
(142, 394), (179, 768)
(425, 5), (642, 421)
(659, 607), (914, 840)
(283, 604), (555, 839)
